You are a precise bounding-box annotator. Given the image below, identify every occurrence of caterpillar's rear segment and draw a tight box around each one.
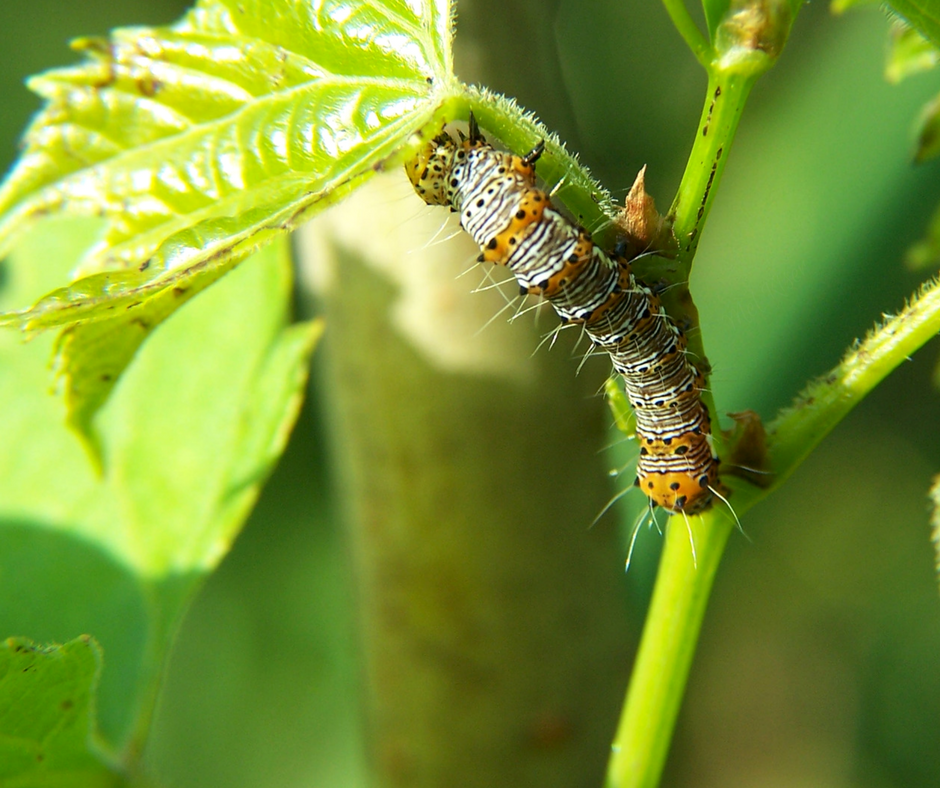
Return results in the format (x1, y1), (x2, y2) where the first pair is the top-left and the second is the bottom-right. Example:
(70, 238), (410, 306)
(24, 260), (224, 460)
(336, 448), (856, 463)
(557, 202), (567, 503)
(406, 125), (719, 515)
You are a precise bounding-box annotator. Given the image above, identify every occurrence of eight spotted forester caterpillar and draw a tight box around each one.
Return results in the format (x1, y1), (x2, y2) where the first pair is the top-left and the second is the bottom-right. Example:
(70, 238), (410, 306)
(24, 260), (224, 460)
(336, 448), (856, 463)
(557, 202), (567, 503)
(405, 116), (721, 515)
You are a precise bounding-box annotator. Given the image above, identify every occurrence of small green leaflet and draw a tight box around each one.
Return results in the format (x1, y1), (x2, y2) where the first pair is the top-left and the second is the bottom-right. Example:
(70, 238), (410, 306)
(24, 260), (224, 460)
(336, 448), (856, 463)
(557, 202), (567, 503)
(0, 636), (119, 787)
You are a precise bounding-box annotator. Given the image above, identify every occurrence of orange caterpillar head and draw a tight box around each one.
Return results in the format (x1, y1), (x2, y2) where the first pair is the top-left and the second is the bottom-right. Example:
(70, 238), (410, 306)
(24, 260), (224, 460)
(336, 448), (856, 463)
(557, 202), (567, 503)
(405, 134), (458, 206)
(635, 425), (721, 515)
(639, 471), (717, 515)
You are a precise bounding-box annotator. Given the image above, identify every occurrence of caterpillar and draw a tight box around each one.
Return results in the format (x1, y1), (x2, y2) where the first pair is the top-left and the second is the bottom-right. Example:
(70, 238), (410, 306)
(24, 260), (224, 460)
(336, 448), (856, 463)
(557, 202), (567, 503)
(405, 116), (720, 515)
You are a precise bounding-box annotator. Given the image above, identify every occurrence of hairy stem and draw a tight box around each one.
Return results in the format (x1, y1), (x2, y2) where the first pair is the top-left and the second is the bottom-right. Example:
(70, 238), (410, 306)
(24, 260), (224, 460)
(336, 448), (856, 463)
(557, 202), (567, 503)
(606, 229), (940, 788)
(766, 277), (940, 495)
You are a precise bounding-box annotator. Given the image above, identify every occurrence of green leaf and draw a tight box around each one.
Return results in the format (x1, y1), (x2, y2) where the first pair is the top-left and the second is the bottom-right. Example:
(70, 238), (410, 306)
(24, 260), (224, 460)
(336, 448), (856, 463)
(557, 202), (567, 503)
(884, 0), (940, 48)
(0, 219), (320, 757)
(0, 0), (453, 272)
(915, 91), (940, 161)
(0, 0), (452, 423)
(52, 263), (230, 462)
(604, 377), (636, 437)
(0, 636), (120, 788)
(886, 21), (940, 82)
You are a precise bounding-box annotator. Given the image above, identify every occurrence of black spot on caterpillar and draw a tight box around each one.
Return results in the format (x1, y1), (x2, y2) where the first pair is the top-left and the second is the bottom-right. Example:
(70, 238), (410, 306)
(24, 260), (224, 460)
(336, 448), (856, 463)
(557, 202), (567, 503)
(405, 115), (720, 514)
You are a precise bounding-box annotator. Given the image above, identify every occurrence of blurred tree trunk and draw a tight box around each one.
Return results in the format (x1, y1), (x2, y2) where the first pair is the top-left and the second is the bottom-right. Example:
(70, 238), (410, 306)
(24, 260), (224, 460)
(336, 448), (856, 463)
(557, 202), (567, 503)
(296, 173), (632, 788)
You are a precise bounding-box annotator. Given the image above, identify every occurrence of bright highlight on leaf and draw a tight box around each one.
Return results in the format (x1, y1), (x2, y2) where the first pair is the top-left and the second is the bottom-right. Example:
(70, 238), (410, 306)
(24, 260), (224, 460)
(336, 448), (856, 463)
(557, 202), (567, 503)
(0, 0), (453, 436)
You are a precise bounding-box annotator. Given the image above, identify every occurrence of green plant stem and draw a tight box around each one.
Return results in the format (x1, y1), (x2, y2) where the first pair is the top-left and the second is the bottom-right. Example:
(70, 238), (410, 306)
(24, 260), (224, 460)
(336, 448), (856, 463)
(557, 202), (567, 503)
(606, 509), (733, 788)
(669, 70), (754, 274)
(464, 86), (615, 232)
(661, 0), (714, 68)
(605, 59), (764, 788)
(606, 215), (940, 788)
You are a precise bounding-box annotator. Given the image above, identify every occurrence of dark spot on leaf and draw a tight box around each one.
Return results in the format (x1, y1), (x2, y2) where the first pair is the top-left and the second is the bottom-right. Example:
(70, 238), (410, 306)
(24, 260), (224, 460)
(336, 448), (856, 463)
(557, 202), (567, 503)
(136, 76), (160, 97)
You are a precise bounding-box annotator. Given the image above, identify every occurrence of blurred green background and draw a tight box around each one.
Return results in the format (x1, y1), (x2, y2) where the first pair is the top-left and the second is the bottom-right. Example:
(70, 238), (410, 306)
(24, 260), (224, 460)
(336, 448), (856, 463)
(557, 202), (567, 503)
(2, 1), (940, 787)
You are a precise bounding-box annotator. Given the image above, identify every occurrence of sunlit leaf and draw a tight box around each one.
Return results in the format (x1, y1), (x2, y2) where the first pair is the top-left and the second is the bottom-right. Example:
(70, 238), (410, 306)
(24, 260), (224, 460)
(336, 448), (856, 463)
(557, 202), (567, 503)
(605, 377), (637, 437)
(0, 636), (120, 787)
(886, 21), (940, 82)
(0, 0), (452, 425)
(52, 272), (220, 461)
(0, 0), (453, 272)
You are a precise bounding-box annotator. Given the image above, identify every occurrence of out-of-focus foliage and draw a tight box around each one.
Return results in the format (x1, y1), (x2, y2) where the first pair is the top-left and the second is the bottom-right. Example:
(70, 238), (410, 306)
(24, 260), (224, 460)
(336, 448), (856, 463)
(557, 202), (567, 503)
(836, 0), (940, 46)
(930, 475), (940, 578)
(887, 21), (940, 81)
(884, 0), (940, 47)
(915, 92), (940, 162)
(874, 20), (940, 286)
(909, 202), (940, 269)
(885, 20), (940, 166)
(887, 18), (940, 267)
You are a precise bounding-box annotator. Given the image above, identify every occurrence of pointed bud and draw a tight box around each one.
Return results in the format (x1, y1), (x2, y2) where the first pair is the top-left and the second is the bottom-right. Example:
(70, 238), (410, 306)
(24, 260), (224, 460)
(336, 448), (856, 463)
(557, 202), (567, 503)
(613, 166), (676, 257)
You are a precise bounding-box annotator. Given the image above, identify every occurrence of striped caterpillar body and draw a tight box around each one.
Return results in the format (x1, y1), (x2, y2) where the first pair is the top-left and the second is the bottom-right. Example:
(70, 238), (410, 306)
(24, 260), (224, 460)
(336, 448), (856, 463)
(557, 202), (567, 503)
(405, 117), (720, 515)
